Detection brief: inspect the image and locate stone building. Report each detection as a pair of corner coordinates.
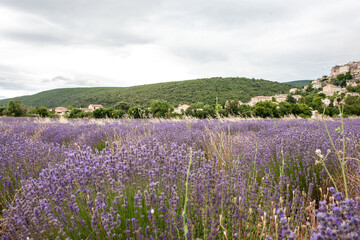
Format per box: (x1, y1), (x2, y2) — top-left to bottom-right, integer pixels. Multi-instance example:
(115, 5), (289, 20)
(88, 104), (103, 111)
(320, 84), (345, 96)
(173, 104), (190, 114)
(54, 107), (68, 115)
(330, 61), (360, 78)
(289, 88), (298, 94)
(311, 79), (324, 89)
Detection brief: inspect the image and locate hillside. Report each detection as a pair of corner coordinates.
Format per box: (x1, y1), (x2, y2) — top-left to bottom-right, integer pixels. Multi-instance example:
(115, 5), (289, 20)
(283, 80), (312, 87)
(0, 77), (293, 108)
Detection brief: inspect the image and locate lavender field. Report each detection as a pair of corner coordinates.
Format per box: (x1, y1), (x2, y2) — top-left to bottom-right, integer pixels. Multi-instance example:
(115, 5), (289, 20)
(1, 117), (360, 239)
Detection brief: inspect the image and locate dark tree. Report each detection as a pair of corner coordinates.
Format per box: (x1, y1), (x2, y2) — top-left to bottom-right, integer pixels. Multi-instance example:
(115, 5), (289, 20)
(114, 101), (130, 111)
(37, 107), (50, 118)
(7, 100), (24, 117)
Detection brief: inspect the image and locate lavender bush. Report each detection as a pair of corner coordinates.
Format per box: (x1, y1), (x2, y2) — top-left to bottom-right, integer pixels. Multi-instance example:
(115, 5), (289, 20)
(0, 117), (359, 239)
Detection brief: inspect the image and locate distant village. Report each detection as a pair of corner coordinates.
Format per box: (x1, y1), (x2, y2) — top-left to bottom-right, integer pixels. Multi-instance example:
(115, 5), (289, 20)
(173, 61), (360, 116)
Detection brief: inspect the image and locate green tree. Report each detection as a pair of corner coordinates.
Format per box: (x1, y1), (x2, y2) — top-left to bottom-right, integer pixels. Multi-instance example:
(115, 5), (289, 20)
(253, 101), (278, 118)
(286, 94), (297, 104)
(238, 105), (252, 118)
(311, 95), (326, 111)
(278, 102), (302, 117)
(298, 104), (312, 118)
(37, 106), (50, 118)
(150, 100), (174, 118)
(226, 100), (240, 116)
(27, 107), (37, 114)
(0, 106), (7, 116)
(112, 109), (126, 118)
(128, 106), (143, 119)
(7, 100), (24, 117)
(66, 106), (75, 111)
(93, 108), (106, 118)
(114, 101), (130, 111)
(68, 108), (83, 118)
(305, 83), (314, 93)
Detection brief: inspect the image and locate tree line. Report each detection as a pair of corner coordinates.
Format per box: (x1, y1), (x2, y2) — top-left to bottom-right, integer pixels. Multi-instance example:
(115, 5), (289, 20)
(1, 90), (360, 119)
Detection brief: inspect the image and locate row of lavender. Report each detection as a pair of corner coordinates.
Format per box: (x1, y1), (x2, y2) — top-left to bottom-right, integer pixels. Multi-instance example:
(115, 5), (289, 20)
(1, 117), (360, 239)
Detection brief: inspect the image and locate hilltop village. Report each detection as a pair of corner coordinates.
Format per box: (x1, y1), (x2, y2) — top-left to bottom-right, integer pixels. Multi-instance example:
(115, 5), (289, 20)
(173, 61), (360, 118)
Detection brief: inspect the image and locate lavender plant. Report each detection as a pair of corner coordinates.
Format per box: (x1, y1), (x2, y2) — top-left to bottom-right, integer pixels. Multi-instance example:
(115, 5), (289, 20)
(0, 117), (359, 239)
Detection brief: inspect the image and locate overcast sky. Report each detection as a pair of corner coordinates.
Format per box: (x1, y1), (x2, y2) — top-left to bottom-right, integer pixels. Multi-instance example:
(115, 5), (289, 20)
(0, 0), (360, 99)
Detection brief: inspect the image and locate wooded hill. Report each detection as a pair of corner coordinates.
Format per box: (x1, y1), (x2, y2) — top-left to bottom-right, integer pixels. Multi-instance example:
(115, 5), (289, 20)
(0, 77), (295, 108)
(283, 80), (311, 87)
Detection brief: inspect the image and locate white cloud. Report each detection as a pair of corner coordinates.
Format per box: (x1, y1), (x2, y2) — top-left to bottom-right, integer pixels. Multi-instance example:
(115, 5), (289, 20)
(0, 0), (360, 99)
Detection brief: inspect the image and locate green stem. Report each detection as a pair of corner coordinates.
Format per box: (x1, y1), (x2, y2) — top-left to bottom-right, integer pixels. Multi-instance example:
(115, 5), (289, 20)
(339, 105), (348, 198)
(182, 147), (192, 240)
(321, 105), (348, 198)
(252, 143), (258, 181)
(322, 161), (338, 192)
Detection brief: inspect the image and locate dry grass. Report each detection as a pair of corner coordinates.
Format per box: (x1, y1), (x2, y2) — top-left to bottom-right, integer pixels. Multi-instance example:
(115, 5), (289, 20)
(199, 124), (241, 172)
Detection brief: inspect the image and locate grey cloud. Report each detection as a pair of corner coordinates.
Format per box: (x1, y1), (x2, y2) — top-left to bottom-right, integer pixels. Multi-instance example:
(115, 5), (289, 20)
(1, 0), (359, 50)
(0, 65), (35, 90)
(0, 0), (161, 47)
(1, 31), (72, 45)
(43, 76), (100, 87)
(0, 0), (359, 89)
(0, 77), (31, 90)
(172, 47), (228, 63)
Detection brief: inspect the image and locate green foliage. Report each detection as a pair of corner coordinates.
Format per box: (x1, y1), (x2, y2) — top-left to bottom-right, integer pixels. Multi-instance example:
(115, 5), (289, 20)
(286, 94), (297, 104)
(345, 95), (360, 105)
(27, 106), (37, 114)
(37, 106), (50, 118)
(278, 102), (302, 117)
(226, 100), (241, 116)
(128, 106), (146, 119)
(346, 84), (360, 93)
(112, 109), (126, 118)
(283, 80), (312, 87)
(305, 83), (315, 93)
(93, 108), (106, 118)
(185, 103), (218, 119)
(0, 106), (7, 116)
(298, 104), (312, 118)
(331, 72), (352, 87)
(238, 105), (252, 118)
(68, 108), (85, 118)
(0, 77), (293, 108)
(114, 101), (130, 111)
(7, 100), (24, 117)
(150, 100), (174, 118)
(338, 72), (353, 81)
(253, 101), (279, 118)
(312, 95), (326, 111)
(343, 96), (360, 116)
(92, 107), (125, 119)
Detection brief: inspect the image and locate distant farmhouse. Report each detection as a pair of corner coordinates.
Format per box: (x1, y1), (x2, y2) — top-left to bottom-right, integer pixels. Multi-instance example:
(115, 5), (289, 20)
(54, 107), (68, 115)
(54, 104), (103, 115)
(88, 104), (103, 111)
